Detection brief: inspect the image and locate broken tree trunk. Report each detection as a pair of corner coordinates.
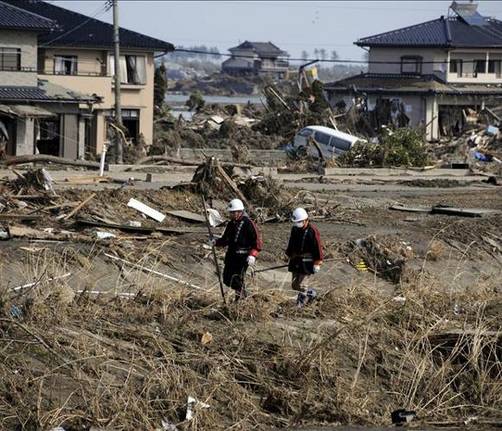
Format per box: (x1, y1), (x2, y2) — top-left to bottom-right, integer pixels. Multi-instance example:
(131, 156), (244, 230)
(136, 155), (253, 169)
(4, 155), (103, 170)
(214, 161), (255, 215)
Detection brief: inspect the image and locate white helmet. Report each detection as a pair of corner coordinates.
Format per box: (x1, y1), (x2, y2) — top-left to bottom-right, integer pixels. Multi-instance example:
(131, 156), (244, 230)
(291, 207), (308, 223)
(227, 198), (244, 212)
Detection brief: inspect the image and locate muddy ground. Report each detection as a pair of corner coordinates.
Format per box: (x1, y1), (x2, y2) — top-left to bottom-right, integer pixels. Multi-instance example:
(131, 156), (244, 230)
(0, 171), (500, 430)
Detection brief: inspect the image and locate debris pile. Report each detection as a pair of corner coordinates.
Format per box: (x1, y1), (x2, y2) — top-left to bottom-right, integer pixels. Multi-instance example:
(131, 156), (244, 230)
(0, 274), (499, 430)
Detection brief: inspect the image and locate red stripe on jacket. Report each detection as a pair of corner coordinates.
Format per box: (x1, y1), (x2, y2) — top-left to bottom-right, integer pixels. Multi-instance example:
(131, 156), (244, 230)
(249, 219), (262, 257)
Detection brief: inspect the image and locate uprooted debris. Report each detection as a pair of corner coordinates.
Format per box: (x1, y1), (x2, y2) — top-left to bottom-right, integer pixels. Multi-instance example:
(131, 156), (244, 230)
(0, 271), (500, 430)
(344, 235), (412, 283)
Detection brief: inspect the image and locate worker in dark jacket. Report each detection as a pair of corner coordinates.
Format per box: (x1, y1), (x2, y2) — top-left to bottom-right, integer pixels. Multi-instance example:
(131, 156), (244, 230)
(214, 198), (262, 301)
(286, 207), (323, 306)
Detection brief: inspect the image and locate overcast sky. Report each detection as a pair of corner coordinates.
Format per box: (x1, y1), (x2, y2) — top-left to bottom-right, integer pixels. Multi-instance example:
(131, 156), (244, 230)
(52, 1), (502, 62)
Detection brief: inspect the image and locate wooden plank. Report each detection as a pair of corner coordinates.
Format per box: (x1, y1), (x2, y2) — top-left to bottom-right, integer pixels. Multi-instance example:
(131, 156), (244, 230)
(166, 210), (205, 223)
(0, 214), (42, 221)
(215, 162), (255, 214)
(63, 193), (96, 221)
(431, 206), (501, 217)
(75, 217), (206, 235)
(389, 205), (432, 214)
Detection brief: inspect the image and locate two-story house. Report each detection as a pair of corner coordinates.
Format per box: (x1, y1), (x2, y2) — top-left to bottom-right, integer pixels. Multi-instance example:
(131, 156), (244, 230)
(0, 1), (97, 158)
(222, 41), (289, 79)
(5, 0), (174, 157)
(325, 1), (502, 141)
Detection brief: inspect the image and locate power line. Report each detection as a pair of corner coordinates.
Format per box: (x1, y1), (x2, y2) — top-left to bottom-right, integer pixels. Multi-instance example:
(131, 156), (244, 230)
(41, 2), (111, 47)
(171, 47), (493, 66)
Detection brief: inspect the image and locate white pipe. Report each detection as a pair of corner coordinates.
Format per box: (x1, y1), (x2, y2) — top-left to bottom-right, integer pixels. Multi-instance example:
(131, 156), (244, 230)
(10, 273), (72, 292)
(99, 143), (107, 177)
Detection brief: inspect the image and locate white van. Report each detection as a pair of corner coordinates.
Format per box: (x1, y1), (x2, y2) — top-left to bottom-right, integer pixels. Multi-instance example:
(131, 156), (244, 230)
(288, 126), (364, 159)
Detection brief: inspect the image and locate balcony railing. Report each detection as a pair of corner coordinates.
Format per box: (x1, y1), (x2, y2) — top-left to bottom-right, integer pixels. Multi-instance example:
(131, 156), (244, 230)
(38, 69), (109, 77)
(0, 66), (37, 72)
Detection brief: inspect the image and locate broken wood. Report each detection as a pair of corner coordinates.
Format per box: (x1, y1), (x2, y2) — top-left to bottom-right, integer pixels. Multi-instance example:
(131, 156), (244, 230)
(75, 217), (207, 235)
(136, 155), (253, 169)
(214, 161), (255, 214)
(103, 253), (205, 290)
(0, 214), (42, 222)
(3, 155), (104, 170)
(8, 225), (90, 241)
(166, 210), (206, 224)
(63, 193), (96, 221)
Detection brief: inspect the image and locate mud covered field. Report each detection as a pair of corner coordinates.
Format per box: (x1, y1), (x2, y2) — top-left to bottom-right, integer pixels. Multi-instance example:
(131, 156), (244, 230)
(0, 174), (500, 430)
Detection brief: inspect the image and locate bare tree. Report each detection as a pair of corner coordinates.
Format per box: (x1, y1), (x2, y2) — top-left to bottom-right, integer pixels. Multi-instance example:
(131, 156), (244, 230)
(330, 50), (339, 61)
(319, 48), (327, 60)
(301, 50), (309, 61)
(314, 48), (320, 59)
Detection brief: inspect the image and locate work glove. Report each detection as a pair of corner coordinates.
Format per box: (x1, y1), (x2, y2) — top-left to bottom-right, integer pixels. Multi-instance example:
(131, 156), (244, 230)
(208, 238), (216, 247)
(313, 265), (321, 273)
(247, 255), (256, 266)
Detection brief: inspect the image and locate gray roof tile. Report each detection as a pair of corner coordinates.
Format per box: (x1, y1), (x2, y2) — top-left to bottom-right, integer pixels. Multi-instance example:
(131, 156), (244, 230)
(357, 16), (502, 48)
(3, 0), (174, 51)
(0, 0), (55, 31)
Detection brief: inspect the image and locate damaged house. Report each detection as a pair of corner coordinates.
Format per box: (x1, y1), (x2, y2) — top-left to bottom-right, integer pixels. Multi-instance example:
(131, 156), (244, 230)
(0, 1), (96, 158)
(222, 41), (289, 79)
(2, 0), (174, 158)
(325, 1), (502, 141)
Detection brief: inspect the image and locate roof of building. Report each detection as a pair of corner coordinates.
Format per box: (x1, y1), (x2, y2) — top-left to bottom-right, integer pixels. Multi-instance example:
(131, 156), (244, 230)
(356, 16), (502, 48)
(3, 0), (174, 51)
(325, 73), (502, 96)
(222, 57), (253, 69)
(229, 41), (287, 57)
(0, 79), (97, 103)
(0, 0), (55, 31)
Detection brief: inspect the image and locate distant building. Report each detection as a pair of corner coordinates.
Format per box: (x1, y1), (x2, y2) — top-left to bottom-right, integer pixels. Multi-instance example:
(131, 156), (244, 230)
(222, 41), (289, 79)
(325, 1), (502, 141)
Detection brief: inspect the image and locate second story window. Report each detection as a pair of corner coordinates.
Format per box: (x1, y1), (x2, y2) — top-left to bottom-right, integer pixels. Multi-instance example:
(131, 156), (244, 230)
(488, 59), (502, 77)
(449, 59), (463, 77)
(54, 55), (78, 75)
(474, 59), (486, 76)
(110, 55), (146, 85)
(0, 48), (21, 71)
(401, 56), (422, 75)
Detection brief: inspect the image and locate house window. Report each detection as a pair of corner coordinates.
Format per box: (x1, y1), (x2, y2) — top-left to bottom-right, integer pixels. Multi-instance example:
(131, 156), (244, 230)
(400, 56), (422, 74)
(0, 48), (21, 71)
(474, 59), (486, 76)
(54, 55), (78, 75)
(488, 59), (502, 77)
(110, 55), (146, 84)
(449, 59), (463, 77)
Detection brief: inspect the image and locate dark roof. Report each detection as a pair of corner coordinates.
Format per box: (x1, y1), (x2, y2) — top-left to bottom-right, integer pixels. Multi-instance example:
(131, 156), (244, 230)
(325, 73), (502, 96)
(0, 0), (55, 31)
(2, 0), (174, 51)
(222, 58), (253, 69)
(356, 16), (502, 48)
(0, 80), (97, 103)
(230, 41), (287, 57)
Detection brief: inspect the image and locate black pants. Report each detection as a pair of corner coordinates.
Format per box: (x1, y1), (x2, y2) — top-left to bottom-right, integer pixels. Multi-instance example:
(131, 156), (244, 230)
(223, 253), (248, 298)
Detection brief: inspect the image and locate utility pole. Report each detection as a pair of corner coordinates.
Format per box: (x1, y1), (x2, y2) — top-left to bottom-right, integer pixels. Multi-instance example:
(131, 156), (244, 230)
(112, 0), (123, 163)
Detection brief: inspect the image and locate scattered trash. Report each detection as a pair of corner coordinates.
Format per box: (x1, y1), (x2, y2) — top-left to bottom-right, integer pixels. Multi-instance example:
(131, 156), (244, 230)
(9, 304), (22, 318)
(159, 419), (179, 431)
(201, 331), (213, 345)
(206, 208), (224, 227)
(96, 231), (116, 240)
(391, 409), (416, 425)
(392, 296), (407, 304)
(185, 396), (210, 421)
(127, 198), (166, 222)
(127, 220), (142, 227)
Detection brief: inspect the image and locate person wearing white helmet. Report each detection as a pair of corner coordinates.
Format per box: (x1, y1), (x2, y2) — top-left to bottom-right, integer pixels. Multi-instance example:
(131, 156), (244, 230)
(285, 207), (323, 306)
(213, 198), (262, 301)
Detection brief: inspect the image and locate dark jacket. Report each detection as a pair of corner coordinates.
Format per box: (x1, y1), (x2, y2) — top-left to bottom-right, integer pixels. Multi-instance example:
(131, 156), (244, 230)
(286, 222), (323, 274)
(215, 215), (262, 258)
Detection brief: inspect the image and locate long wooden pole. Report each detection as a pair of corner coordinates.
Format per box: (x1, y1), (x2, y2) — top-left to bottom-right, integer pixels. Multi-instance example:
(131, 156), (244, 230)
(200, 194), (226, 304)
